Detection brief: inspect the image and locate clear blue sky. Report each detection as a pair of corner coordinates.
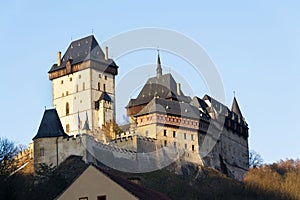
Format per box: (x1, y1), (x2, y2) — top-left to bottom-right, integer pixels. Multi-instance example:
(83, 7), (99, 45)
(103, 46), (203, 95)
(1, 1), (299, 164)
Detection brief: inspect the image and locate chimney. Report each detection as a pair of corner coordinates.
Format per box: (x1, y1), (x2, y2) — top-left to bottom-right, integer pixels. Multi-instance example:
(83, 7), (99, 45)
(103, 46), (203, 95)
(57, 51), (61, 66)
(104, 46), (108, 60)
(177, 83), (181, 96)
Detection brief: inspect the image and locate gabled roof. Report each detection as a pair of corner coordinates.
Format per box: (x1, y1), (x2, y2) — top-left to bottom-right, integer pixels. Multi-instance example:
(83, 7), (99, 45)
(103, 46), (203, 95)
(33, 109), (67, 140)
(127, 73), (191, 108)
(203, 94), (230, 116)
(55, 156), (170, 200)
(97, 91), (112, 102)
(98, 166), (170, 200)
(49, 35), (118, 74)
(231, 97), (243, 118)
(191, 96), (208, 112)
(135, 98), (203, 120)
(120, 123), (130, 132)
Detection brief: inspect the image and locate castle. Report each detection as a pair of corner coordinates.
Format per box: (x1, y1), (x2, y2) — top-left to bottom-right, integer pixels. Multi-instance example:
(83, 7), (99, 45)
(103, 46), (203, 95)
(32, 35), (249, 181)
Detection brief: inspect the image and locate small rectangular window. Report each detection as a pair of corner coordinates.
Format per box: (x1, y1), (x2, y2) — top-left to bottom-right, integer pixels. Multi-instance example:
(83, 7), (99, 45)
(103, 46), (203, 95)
(145, 130), (149, 137)
(69, 77), (72, 82)
(95, 101), (99, 110)
(163, 130), (167, 136)
(66, 124), (70, 133)
(192, 145), (195, 152)
(39, 148), (44, 157)
(104, 75), (107, 80)
(184, 133), (187, 140)
(184, 144), (187, 150)
(83, 82), (85, 90)
(103, 84), (106, 91)
(61, 80), (63, 84)
(191, 134), (194, 141)
(97, 195), (106, 200)
(99, 74), (102, 78)
(79, 197), (88, 200)
(173, 131), (176, 138)
(164, 140), (167, 147)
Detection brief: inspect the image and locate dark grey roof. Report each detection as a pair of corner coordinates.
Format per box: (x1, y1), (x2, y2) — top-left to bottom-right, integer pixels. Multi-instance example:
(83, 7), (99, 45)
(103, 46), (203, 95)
(191, 96), (208, 112)
(203, 95), (230, 116)
(119, 123), (130, 132)
(97, 91), (112, 102)
(135, 98), (204, 120)
(82, 120), (90, 131)
(204, 95), (247, 125)
(49, 35), (118, 74)
(33, 109), (67, 140)
(127, 73), (191, 108)
(231, 97), (243, 118)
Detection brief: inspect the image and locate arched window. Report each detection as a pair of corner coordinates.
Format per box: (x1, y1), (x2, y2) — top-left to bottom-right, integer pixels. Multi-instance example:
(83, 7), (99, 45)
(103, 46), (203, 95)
(66, 102), (69, 115)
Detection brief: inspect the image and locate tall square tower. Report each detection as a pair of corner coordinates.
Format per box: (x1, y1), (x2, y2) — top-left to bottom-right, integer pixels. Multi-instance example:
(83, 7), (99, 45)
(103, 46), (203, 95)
(48, 35), (118, 136)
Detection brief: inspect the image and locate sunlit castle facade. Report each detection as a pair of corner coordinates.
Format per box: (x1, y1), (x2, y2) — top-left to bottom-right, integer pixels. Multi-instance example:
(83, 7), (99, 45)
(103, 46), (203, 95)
(48, 35), (117, 136)
(33, 35), (249, 181)
(126, 53), (250, 180)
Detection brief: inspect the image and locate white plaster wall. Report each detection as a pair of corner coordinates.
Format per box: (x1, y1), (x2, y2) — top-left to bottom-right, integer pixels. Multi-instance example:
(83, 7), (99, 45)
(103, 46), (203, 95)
(52, 68), (93, 135)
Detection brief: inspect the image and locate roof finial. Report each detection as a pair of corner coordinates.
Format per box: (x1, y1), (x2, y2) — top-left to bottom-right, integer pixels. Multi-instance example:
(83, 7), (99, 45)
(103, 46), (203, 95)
(156, 48), (162, 78)
(233, 90), (236, 97)
(92, 28), (94, 35)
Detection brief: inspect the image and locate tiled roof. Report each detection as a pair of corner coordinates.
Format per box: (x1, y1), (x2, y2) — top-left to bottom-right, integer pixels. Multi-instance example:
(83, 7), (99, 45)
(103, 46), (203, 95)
(127, 73), (191, 108)
(99, 166), (171, 200)
(135, 98), (204, 120)
(55, 156), (170, 200)
(49, 35), (118, 74)
(97, 91), (112, 102)
(33, 109), (67, 140)
(191, 96), (209, 113)
(231, 97), (243, 118)
(119, 123), (130, 132)
(203, 94), (230, 116)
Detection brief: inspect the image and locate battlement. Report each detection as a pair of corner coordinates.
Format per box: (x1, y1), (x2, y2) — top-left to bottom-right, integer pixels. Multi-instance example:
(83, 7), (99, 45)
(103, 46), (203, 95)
(14, 142), (34, 161)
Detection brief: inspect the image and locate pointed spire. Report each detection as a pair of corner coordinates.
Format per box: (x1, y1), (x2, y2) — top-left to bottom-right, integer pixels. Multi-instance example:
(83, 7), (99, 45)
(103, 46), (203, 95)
(82, 111), (90, 131)
(156, 49), (162, 78)
(231, 96), (243, 118)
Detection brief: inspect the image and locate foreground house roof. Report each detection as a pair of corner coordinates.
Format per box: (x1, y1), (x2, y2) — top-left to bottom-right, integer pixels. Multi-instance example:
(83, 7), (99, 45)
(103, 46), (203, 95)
(55, 156), (170, 200)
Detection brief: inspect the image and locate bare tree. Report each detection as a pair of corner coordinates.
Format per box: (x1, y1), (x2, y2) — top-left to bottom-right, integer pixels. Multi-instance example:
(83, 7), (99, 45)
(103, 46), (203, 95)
(249, 150), (263, 168)
(0, 137), (18, 175)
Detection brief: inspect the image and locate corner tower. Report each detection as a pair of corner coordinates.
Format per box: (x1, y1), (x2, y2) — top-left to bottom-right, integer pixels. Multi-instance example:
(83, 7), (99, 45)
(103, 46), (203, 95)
(48, 35), (118, 136)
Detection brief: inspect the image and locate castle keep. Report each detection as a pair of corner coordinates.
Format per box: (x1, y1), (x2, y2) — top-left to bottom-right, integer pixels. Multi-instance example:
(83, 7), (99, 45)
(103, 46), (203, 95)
(33, 35), (249, 181)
